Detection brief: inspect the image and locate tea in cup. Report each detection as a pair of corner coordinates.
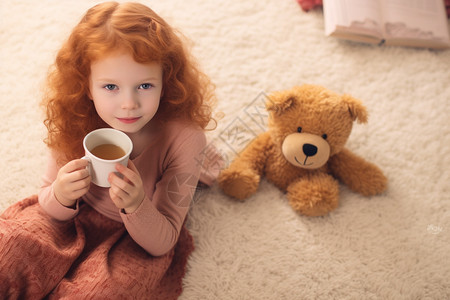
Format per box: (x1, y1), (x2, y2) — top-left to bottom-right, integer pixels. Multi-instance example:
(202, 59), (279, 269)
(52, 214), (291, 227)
(83, 128), (133, 187)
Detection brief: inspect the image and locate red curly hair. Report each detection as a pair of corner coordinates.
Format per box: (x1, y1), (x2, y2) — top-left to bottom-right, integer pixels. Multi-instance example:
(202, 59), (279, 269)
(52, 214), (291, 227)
(42, 1), (215, 164)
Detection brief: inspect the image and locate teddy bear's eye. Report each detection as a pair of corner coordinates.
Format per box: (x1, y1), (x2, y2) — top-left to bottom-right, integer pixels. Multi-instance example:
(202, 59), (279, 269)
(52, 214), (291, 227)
(297, 127), (302, 133)
(322, 134), (328, 140)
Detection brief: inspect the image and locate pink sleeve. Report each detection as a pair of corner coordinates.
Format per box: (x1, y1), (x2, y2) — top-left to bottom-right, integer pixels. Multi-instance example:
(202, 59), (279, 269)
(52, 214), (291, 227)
(198, 142), (224, 186)
(120, 128), (206, 256)
(38, 152), (79, 221)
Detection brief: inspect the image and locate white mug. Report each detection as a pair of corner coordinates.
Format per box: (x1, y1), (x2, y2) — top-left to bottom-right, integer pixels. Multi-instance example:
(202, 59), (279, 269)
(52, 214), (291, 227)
(82, 128), (133, 188)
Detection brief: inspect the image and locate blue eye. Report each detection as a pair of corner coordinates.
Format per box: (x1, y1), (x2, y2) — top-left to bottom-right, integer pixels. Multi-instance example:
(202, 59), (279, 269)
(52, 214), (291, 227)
(139, 83), (153, 90)
(104, 84), (117, 91)
(297, 127), (302, 133)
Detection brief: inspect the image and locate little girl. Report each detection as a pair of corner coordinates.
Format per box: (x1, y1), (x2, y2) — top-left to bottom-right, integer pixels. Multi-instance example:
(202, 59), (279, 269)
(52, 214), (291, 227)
(0, 2), (218, 299)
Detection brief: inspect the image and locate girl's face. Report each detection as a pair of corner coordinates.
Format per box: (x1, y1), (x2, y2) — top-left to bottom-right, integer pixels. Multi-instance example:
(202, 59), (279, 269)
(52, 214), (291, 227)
(89, 52), (163, 135)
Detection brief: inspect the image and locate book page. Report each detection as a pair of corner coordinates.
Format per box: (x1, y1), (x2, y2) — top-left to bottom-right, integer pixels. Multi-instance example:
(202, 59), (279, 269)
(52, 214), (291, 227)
(380, 0), (450, 42)
(324, 0), (383, 39)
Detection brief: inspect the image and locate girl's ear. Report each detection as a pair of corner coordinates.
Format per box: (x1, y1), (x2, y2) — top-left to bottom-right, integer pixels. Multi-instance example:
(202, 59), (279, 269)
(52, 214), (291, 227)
(87, 89), (93, 100)
(86, 79), (93, 100)
(341, 94), (368, 124)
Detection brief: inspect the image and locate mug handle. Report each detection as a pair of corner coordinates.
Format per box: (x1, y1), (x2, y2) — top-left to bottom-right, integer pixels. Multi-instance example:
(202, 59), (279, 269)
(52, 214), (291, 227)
(81, 156), (91, 175)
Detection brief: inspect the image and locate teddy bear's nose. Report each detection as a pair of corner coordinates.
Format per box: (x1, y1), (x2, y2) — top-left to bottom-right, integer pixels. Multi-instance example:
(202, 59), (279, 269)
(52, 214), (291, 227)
(303, 144), (318, 157)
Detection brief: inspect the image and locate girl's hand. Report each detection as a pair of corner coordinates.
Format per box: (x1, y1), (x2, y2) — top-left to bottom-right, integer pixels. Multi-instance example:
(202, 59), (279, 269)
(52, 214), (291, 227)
(53, 159), (91, 207)
(108, 160), (145, 214)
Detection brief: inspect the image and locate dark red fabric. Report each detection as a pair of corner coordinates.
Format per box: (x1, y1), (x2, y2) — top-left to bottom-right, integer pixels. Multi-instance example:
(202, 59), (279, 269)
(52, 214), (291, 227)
(0, 195), (194, 299)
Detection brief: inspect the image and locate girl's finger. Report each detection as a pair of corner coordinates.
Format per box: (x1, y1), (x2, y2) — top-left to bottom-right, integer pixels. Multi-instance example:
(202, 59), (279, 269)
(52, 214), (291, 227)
(115, 163), (139, 186)
(109, 172), (132, 193)
(64, 159), (90, 173)
(127, 160), (139, 173)
(109, 185), (128, 207)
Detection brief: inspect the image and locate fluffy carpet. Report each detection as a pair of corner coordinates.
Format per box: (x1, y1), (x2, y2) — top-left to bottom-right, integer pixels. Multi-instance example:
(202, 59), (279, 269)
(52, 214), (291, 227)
(1, 0), (449, 298)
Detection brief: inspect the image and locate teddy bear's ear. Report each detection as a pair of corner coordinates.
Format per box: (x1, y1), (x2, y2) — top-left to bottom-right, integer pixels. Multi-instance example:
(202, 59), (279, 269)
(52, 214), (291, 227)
(341, 94), (368, 124)
(266, 91), (296, 116)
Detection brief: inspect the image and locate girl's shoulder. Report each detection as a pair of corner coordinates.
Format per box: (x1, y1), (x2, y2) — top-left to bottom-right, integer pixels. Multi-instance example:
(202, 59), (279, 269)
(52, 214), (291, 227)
(158, 118), (204, 139)
(147, 118), (206, 154)
(155, 119), (207, 159)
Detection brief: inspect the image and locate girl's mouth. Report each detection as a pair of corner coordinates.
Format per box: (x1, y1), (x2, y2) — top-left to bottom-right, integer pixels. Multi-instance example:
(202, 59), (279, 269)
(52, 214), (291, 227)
(117, 117), (141, 124)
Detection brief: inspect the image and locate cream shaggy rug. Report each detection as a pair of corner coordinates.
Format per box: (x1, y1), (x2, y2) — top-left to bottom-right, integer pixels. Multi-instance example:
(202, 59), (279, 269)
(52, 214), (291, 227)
(1, 1), (449, 299)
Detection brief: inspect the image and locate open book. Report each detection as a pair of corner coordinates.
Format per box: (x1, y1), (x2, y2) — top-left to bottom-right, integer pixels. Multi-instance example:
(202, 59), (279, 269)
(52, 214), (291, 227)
(323, 0), (450, 49)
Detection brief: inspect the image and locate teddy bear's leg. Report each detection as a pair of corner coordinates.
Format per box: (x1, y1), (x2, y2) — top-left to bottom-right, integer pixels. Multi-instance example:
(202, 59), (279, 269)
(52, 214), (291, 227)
(286, 173), (339, 216)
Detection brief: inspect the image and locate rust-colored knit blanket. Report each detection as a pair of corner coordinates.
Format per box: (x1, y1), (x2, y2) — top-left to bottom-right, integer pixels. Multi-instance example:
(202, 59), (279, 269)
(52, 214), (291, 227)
(0, 195), (194, 299)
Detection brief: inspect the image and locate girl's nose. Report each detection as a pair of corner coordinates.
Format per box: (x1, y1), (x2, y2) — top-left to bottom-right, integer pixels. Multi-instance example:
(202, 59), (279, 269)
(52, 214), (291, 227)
(121, 92), (139, 109)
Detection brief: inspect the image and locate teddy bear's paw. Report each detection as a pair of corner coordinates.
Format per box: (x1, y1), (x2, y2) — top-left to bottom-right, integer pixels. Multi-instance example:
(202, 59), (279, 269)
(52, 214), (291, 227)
(218, 168), (260, 200)
(348, 165), (388, 197)
(358, 169), (388, 196)
(287, 177), (339, 217)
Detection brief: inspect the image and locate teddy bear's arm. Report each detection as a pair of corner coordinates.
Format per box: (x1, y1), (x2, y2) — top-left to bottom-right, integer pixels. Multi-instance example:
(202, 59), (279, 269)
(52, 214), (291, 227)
(218, 132), (273, 200)
(234, 131), (272, 172)
(328, 148), (387, 196)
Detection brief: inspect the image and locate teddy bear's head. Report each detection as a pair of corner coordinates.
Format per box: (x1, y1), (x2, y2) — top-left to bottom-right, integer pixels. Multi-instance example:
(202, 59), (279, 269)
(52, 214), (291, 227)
(266, 84), (368, 169)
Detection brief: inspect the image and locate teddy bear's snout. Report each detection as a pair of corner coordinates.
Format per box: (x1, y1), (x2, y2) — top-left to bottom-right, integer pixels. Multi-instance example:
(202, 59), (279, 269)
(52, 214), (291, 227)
(282, 133), (330, 169)
(303, 144), (318, 157)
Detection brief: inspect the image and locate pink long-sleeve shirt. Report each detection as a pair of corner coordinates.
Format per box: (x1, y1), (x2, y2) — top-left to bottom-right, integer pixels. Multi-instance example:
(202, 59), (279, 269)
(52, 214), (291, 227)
(38, 120), (215, 256)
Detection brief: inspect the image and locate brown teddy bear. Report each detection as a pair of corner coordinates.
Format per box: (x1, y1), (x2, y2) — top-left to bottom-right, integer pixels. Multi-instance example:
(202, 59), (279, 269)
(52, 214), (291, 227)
(218, 84), (387, 216)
